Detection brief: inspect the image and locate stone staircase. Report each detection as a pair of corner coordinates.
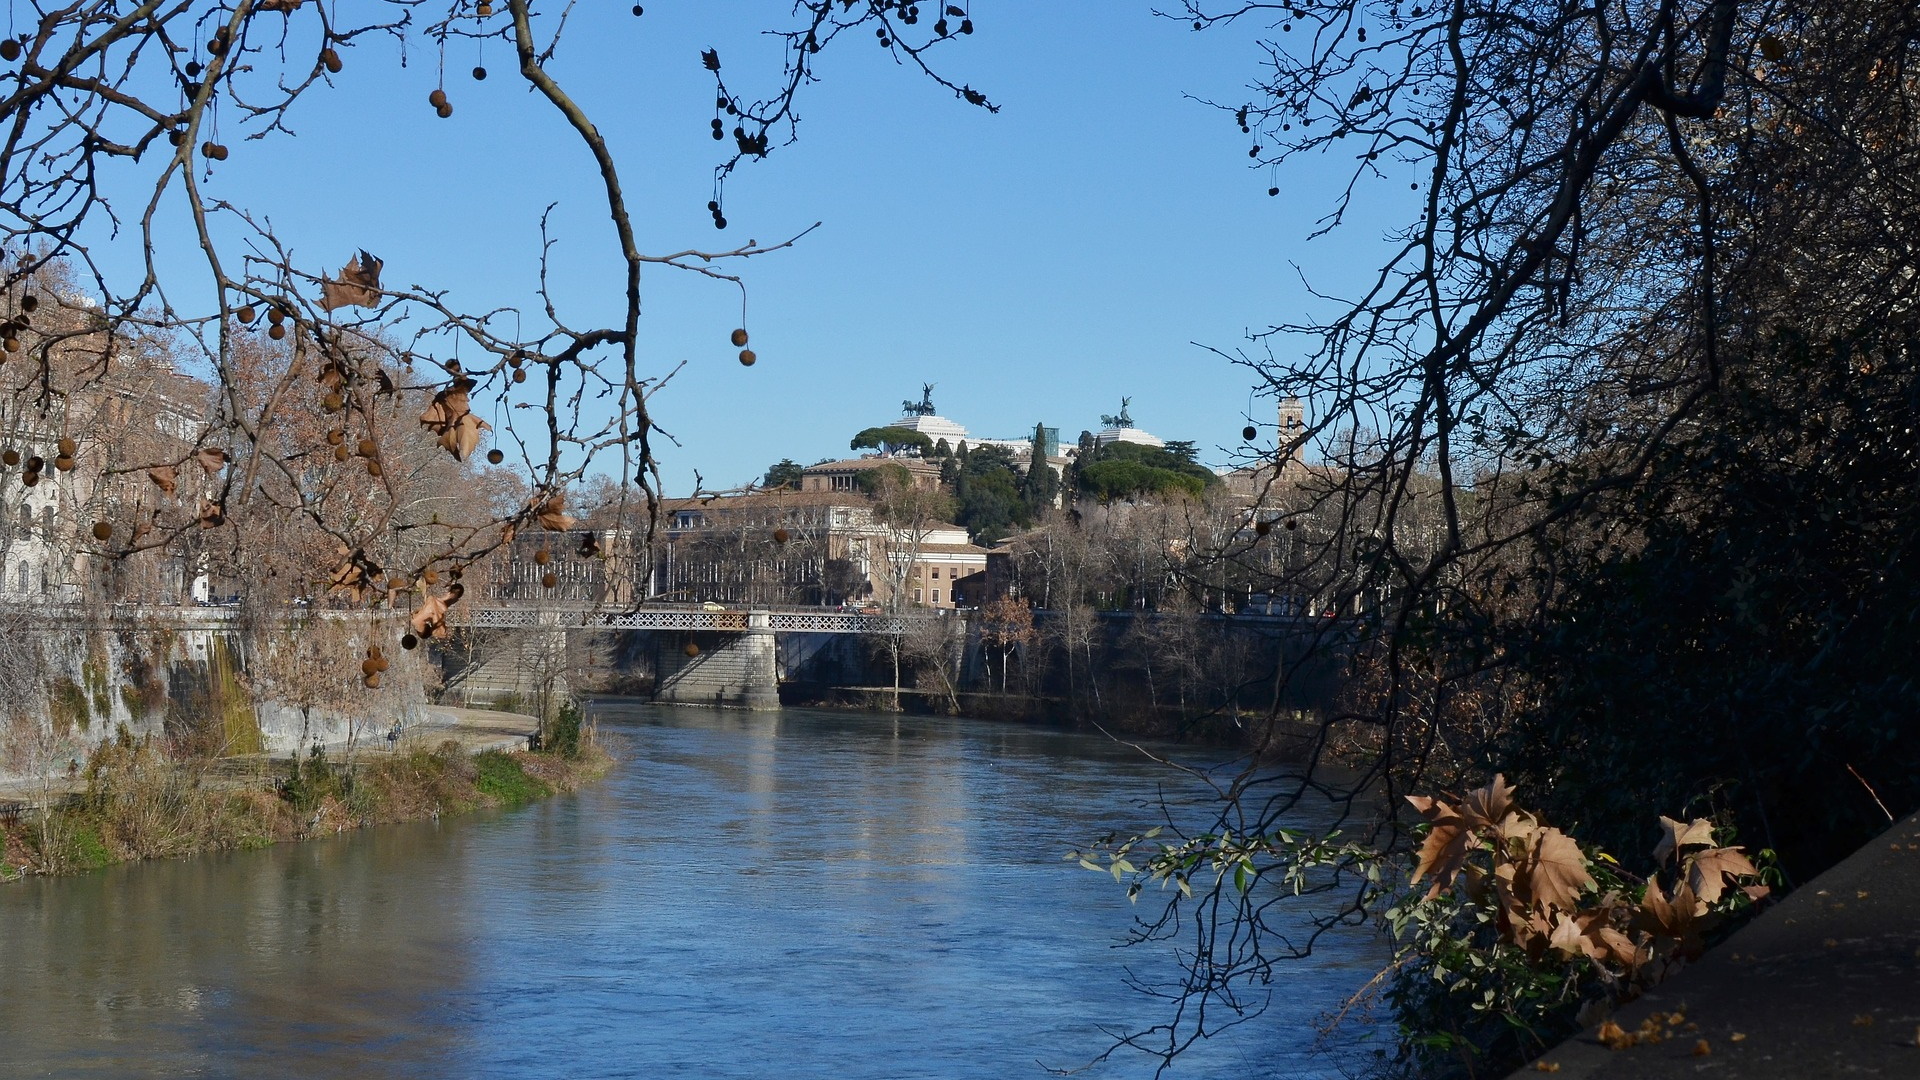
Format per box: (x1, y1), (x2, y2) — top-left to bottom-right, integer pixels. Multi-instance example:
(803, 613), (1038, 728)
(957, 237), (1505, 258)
(441, 633), (571, 710)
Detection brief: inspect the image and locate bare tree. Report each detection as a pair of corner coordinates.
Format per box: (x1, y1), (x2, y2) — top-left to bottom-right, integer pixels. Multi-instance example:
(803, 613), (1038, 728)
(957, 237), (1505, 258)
(0, 0), (993, 644)
(1098, 0), (1920, 1067)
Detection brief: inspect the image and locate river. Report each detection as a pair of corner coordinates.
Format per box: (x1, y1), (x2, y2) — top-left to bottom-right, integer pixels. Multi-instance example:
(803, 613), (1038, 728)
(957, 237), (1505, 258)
(0, 703), (1382, 1079)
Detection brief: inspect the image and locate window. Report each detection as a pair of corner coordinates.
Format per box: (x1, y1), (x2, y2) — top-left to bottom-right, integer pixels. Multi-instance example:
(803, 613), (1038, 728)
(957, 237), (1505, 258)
(931, 567), (940, 579)
(949, 566), (959, 580)
(913, 588), (922, 602)
(17, 502), (29, 539)
(932, 590), (941, 604)
(41, 506), (52, 536)
(14, 562), (25, 592)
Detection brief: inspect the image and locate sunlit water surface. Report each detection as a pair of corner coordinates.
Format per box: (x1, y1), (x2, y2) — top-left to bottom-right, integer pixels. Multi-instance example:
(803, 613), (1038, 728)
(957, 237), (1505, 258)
(1, 704), (1381, 1078)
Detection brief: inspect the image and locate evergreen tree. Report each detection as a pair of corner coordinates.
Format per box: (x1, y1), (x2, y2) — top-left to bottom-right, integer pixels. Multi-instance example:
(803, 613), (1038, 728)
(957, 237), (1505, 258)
(1022, 422), (1058, 512)
(763, 458), (804, 489)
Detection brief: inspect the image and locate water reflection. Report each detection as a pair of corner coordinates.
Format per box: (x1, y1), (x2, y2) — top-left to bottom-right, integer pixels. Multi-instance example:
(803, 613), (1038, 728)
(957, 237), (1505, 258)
(0, 704), (1380, 1079)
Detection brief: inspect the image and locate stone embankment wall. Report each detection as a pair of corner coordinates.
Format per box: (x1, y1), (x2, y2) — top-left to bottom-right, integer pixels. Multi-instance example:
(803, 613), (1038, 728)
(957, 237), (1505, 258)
(0, 616), (429, 786)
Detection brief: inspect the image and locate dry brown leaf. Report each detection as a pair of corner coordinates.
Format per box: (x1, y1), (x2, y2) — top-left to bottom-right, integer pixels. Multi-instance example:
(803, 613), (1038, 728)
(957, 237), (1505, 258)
(1597, 1020), (1634, 1050)
(1634, 876), (1705, 958)
(1406, 798), (1473, 898)
(1460, 773), (1519, 830)
(439, 411), (489, 461)
(1653, 816), (1717, 864)
(419, 380), (486, 460)
(1547, 912), (1588, 959)
(1686, 846), (1759, 906)
(318, 249), (383, 311)
(260, 0), (306, 10)
(1524, 826), (1595, 913)
(410, 592), (448, 637)
(147, 464), (177, 496)
(197, 499), (225, 528)
(195, 447), (227, 475)
(534, 494), (576, 532)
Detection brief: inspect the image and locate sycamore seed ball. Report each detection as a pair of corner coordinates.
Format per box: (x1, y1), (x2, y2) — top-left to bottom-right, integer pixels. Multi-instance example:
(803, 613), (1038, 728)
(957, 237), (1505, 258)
(92, 521), (112, 542)
(731, 328), (749, 347)
(738, 349), (756, 367)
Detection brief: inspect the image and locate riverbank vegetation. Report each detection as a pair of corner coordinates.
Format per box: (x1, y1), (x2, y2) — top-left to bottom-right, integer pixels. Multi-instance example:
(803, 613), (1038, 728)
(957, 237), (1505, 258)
(0, 712), (609, 881)
(1029, 1), (1920, 1075)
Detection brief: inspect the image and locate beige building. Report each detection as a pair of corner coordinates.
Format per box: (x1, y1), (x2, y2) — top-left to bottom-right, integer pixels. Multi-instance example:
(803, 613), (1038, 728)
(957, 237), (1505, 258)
(644, 489), (986, 609)
(799, 456), (942, 493)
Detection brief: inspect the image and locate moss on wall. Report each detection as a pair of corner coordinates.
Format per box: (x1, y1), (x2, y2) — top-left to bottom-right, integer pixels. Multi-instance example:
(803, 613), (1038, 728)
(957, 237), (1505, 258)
(50, 678), (90, 735)
(164, 635), (263, 757)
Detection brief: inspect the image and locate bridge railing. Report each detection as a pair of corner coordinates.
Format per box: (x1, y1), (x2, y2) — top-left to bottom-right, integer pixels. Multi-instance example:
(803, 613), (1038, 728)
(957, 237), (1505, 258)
(454, 604), (924, 635)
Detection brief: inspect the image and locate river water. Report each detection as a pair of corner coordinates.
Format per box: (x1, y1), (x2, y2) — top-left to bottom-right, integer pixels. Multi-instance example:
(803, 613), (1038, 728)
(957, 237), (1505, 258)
(0, 703), (1382, 1079)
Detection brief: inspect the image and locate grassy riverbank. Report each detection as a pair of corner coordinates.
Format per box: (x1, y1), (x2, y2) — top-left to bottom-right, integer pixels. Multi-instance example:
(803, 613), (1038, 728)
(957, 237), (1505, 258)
(0, 725), (612, 880)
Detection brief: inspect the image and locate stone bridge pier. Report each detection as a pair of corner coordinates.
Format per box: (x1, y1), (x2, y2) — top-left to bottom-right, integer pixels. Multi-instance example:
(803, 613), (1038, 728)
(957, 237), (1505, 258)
(652, 610), (780, 710)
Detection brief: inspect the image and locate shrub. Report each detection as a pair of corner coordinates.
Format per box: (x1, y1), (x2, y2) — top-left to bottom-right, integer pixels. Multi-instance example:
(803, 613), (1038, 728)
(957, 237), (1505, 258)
(474, 751), (551, 805)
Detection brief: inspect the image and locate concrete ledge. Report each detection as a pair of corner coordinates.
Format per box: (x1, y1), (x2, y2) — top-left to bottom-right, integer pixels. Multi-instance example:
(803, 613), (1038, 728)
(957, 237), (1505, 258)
(1514, 811), (1920, 1078)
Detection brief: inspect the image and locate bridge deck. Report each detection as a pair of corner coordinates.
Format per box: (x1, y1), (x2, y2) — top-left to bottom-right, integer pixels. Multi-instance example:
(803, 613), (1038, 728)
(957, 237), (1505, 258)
(457, 606), (915, 635)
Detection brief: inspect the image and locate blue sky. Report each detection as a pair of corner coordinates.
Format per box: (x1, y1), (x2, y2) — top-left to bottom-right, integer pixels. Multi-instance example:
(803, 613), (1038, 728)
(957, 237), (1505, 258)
(105, 3), (1413, 493)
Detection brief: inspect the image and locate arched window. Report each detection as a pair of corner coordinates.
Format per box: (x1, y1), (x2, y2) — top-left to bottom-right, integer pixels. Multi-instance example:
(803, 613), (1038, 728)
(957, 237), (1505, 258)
(40, 505), (53, 537)
(15, 562), (28, 592)
(17, 503), (29, 539)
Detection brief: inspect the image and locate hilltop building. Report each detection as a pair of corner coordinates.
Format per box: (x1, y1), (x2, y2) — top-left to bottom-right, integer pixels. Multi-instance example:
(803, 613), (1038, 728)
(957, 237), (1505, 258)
(799, 456), (942, 493)
(642, 489), (986, 610)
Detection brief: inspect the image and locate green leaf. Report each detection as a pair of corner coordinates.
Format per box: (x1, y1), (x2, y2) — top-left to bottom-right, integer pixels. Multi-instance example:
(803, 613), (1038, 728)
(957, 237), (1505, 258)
(1078, 858), (1102, 873)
